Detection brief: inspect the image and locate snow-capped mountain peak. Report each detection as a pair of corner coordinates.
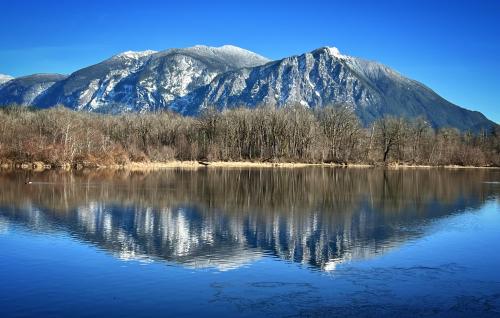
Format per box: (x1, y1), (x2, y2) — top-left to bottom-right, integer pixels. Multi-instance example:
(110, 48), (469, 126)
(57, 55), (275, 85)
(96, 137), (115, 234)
(211, 44), (270, 61)
(0, 74), (14, 85)
(326, 46), (346, 59)
(113, 50), (158, 60)
(180, 44), (271, 68)
(190, 44), (268, 58)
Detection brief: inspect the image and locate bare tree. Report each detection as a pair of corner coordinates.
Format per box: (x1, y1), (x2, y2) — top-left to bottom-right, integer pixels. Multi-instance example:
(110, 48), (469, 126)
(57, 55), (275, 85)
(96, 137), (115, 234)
(374, 117), (406, 163)
(0, 105), (497, 167)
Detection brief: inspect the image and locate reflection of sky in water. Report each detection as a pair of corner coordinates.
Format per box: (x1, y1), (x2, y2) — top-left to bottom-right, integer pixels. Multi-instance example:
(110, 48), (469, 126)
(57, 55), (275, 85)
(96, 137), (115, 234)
(0, 168), (499, 317)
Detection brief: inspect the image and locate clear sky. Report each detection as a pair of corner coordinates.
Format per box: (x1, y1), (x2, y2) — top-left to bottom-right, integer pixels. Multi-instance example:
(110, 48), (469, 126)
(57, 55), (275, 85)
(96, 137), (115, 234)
(0, 0), (498, 122)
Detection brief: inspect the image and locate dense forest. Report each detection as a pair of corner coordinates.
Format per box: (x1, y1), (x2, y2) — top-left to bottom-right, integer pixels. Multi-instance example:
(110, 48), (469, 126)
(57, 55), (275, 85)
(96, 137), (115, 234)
(0, 105), (499, 168)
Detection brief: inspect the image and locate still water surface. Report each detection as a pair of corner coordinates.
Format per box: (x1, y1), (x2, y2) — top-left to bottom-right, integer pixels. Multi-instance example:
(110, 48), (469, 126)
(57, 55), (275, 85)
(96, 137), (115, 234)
(0, 168), (499, 317)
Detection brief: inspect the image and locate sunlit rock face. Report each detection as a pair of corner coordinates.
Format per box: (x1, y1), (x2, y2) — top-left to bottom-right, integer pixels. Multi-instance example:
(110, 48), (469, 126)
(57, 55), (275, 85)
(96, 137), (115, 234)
(0, 168), (498, 271)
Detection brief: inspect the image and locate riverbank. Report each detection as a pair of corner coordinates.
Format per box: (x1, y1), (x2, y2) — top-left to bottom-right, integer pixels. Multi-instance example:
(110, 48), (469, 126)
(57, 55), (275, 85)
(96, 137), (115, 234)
(86, 161), (500, 170)
(117, 161), (367, 170)
(1, 160), (499, 171)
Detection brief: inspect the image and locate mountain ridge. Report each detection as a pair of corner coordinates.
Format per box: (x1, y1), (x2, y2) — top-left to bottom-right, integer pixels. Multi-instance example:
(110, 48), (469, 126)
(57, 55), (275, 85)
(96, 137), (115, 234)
(0, 45), (496, 131)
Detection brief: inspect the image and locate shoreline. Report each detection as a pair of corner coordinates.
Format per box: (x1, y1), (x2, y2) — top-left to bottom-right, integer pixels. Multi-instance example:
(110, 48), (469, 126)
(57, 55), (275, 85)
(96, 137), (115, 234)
(109, 161), (500, 170)
(1, 160), (499, 171)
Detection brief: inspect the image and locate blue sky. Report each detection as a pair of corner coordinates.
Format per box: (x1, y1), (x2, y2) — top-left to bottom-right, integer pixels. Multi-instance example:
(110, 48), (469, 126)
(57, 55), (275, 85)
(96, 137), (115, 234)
(0, 0), (498, 122)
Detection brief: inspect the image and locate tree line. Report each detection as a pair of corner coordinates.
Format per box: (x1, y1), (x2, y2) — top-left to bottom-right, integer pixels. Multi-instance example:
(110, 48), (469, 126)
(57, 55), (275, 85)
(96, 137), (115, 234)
(0, 104), (498, 167)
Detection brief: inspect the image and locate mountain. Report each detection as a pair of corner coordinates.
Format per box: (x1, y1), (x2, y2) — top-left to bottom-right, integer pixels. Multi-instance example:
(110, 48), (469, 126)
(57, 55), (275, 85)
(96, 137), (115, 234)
(0, 74), (66, 105)
(34, 45), (270, 113)
(174, 47), (494, 130)
(0, 45), (495, 131)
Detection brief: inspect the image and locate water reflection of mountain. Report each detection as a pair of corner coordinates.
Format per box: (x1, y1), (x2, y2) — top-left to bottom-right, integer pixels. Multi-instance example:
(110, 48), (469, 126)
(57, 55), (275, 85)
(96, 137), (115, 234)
(0, 168), (498, 271)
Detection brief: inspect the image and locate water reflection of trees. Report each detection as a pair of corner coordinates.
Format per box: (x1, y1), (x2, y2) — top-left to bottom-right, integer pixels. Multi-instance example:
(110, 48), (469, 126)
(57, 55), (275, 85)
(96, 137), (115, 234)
(0, 168), (498, 270)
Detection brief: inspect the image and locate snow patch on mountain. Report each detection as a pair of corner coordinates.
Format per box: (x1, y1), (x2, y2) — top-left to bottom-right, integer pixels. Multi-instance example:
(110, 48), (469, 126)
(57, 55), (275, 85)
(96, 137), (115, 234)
(326, 47), (345, 59)
(187, 44), (270, 67)
(113, 50), (158, 60)
(0, 74), (13, 85)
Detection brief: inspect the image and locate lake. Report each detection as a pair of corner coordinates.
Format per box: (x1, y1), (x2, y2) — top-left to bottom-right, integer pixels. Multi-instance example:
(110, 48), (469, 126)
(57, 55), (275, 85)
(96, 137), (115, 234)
(0, 168), (499, 317)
